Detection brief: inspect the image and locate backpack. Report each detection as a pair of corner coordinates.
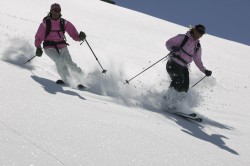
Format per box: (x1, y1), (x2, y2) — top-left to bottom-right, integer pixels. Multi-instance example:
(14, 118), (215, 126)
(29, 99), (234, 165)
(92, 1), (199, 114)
(43, 15), (66, 39)
(179, 35), (200, 57)
(171, 35), (201, 65)
(42, 15), (68, 54)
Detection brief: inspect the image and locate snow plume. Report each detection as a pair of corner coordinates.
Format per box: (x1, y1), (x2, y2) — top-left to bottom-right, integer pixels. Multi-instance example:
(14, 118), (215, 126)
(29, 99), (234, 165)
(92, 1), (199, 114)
(131, 85), (202, 113)
(85, 64), (203, 112)
(85, 65), (141, 106)
(1, 36), (35, 70)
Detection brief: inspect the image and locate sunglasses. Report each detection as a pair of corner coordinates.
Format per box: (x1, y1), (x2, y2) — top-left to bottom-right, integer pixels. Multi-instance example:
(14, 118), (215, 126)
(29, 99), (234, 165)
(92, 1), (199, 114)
(52, 8), (61, 12)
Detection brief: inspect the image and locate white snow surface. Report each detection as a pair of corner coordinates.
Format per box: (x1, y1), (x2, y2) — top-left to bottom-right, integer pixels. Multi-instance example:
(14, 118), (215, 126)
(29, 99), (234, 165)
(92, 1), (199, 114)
(1, 0), (250, 166)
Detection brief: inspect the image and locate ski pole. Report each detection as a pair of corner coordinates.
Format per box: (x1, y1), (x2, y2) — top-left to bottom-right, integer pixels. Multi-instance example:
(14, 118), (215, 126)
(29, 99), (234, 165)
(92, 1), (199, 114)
(124, 54), (170, 84)
(190, 75), (207, 89)
(82, 39), (107, 74)
(23, 55), (37, 64)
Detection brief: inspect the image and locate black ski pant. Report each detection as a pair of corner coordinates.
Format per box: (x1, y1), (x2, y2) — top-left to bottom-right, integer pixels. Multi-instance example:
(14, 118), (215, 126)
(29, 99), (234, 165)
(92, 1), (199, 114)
(166, 59), (189, 92)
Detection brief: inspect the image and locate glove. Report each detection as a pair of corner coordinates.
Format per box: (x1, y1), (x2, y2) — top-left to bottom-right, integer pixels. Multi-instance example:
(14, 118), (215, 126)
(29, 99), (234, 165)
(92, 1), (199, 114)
(171, 46), (181, 52)
(36, 47), (43, 57)
(205, 69), (212, 77)
(79, 31), (86, 41)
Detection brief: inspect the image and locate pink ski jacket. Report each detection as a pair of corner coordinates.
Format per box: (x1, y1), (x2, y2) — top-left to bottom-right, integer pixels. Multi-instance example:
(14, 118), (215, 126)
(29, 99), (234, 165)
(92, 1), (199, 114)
(35, 18), (80, 49)
(166, 32), (206, 73)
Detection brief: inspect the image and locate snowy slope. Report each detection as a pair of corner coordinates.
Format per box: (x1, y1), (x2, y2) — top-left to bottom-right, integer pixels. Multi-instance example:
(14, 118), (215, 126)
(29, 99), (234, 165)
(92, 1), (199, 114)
(1, 0), (250, 166)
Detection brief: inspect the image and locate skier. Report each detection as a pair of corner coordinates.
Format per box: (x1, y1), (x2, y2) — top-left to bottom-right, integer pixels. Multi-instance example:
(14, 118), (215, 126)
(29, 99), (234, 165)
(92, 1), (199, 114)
(35, 3), (86, 89)
(165, 24), (212, 92)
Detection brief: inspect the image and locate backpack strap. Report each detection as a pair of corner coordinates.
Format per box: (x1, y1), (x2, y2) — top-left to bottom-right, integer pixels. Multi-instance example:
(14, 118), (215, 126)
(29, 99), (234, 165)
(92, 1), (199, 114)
(58, 18), (67, 41)
(44, 18), (65, 39)
(179, 35), (200, 57)
(43, 40), (67, 54)
(171, 35), (201, 65)
(60, 18), (65, 34)
(179, 35), (189, 50)
(194, 42), (200, 55)
(45, 18), (51, 39)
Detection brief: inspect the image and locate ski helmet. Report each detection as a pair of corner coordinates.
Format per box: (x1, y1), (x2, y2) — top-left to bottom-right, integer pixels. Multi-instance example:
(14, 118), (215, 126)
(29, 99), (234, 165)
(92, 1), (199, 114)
(195, 24), (206, 34)
(50, 3), (61, 11)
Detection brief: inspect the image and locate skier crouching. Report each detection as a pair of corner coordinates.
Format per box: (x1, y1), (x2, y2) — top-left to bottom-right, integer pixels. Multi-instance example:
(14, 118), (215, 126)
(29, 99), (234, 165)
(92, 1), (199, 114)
(165, 24), (212, 92)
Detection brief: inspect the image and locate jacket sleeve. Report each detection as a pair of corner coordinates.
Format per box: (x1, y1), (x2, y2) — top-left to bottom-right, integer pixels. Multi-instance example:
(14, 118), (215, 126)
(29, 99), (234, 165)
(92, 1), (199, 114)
(165, 34), (185, 51)
(64, 20), (81, 41)
(193, 48), (206, 73)
(35, 22), (46, 48)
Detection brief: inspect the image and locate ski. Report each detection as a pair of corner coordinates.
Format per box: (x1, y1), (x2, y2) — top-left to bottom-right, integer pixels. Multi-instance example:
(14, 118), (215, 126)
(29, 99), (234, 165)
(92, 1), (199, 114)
(173, 112), (202, 122)
(188, 113), (197, 117)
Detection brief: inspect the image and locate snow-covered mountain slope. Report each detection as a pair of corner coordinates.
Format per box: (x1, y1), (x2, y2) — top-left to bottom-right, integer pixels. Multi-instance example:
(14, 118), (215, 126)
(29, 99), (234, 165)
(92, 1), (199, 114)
(1, 0), (250, 165)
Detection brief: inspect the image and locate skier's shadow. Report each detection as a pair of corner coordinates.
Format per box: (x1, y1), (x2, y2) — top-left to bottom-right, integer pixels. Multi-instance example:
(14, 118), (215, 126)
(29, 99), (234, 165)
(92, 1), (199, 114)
(31, 75), (86, 100)
(168, 114), (239, 155)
